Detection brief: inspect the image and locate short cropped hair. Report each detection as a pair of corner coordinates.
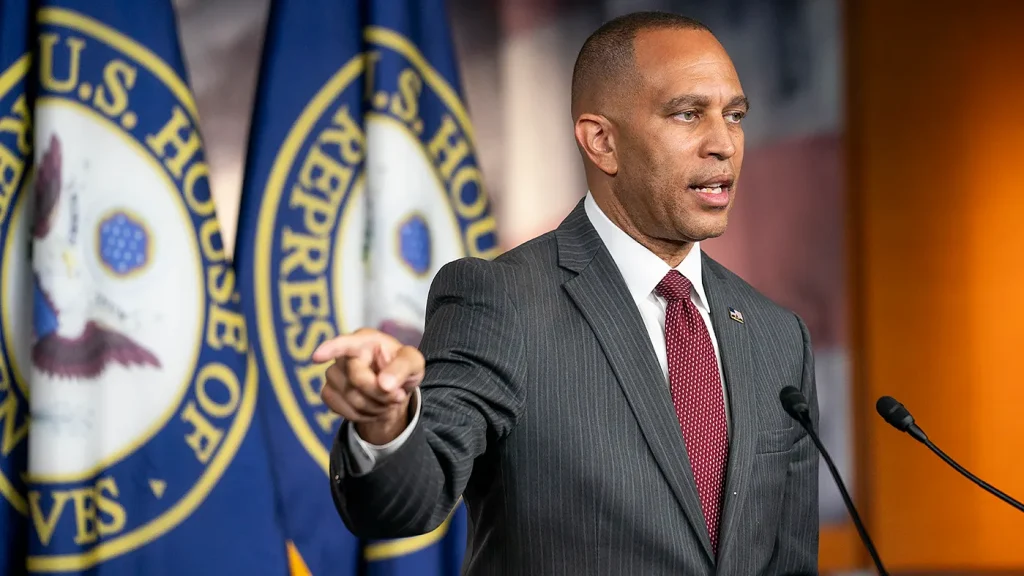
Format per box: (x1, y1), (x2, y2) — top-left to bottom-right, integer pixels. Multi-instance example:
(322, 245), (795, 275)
(571, 11), (712, 117)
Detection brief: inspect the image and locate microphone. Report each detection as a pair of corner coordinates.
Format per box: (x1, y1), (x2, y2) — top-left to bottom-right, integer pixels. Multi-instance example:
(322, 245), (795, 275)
(779, 386), (889, 576)
(876, 396), (1024, 514)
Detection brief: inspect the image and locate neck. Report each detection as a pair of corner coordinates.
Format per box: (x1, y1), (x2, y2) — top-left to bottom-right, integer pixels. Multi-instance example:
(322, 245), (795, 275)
(593, 190), (694, 268)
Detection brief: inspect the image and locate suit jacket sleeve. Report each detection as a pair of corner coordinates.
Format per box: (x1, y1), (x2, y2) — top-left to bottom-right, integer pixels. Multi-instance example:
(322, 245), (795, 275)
(329, 257), (527, 539)
(772, 313), (820, 573)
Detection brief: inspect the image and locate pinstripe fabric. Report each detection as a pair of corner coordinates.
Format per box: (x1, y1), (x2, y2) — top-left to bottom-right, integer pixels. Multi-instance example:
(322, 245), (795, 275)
(330, 200), (819, 575)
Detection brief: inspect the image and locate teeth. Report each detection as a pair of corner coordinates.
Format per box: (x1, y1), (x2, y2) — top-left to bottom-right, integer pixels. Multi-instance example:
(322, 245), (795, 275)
(691, 185), (724, 194)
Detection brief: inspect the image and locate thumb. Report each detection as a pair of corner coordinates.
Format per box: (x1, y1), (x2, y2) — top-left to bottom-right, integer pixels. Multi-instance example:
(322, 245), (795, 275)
(378, 346), (425, 392)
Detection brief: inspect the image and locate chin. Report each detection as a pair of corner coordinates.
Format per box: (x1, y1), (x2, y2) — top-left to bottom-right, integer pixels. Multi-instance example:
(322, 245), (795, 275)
(680, 217), (729, 242)
(691, 230), (727, 243)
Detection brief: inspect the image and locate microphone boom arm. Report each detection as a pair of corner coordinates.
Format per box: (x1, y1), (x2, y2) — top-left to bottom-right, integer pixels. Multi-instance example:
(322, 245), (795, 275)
(780, 387), (890, 576)
(800, 414), (890, 576)
(876, 395), (1024, 514)
(922, 438), (1024, 513)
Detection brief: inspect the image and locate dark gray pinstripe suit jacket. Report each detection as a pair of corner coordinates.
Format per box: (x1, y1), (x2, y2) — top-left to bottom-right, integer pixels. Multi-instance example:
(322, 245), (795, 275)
(330, 200), (820, 575)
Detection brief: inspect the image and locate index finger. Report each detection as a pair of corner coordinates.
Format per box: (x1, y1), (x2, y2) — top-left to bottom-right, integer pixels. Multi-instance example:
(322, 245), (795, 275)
(312, 333), (381, 363)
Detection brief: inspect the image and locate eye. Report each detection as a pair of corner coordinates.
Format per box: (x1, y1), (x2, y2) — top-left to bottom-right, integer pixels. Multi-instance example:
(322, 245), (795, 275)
(676, 111), (698, 122)
(725, 111), (746, 124)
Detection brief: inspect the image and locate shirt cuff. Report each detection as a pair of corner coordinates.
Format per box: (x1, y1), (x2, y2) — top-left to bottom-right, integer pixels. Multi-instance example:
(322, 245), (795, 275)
(346, 388), (421, 476)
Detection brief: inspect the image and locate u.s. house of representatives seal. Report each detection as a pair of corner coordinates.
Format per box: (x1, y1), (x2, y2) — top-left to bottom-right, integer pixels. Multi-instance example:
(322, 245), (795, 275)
(4, 9), (256, 571)
(252, 27), (499, 473)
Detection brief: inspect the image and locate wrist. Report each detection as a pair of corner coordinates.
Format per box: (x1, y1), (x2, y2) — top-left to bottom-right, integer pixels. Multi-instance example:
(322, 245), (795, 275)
(355, 396), (413, 445)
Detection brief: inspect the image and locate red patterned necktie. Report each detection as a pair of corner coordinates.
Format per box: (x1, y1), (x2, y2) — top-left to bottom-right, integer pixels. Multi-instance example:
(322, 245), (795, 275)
(655, 270), (729, 555)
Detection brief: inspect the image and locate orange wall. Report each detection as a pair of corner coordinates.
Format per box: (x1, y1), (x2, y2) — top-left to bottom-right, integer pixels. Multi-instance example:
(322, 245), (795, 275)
(848, 0), (1024, 570)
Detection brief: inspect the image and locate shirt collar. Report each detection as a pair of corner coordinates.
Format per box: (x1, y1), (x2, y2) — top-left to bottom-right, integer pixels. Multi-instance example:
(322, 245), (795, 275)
(583, 191), (709, 312)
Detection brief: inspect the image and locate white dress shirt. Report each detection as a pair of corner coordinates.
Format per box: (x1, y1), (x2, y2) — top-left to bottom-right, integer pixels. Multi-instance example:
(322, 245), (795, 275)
(347, 192), (729, 474)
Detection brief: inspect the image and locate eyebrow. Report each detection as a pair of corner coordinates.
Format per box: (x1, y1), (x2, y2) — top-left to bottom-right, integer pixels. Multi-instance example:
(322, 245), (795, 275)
(661, 94), (750, 113)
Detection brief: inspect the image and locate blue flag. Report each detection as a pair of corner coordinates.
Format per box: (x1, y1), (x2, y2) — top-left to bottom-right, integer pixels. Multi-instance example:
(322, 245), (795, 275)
(0, 0), (35, 572)
(234, 0), (498, 573)
(22, 2), (288, 573)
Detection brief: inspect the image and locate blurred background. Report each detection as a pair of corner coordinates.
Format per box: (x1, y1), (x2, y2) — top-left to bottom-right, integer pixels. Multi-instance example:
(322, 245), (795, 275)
(176, 0), (1024, 573)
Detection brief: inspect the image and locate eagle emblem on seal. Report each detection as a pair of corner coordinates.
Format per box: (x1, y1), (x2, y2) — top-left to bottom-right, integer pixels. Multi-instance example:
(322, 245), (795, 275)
(30, 133), (161, 379)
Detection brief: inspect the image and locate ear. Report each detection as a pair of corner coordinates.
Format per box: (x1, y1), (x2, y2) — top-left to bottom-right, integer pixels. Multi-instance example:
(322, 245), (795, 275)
(574, 113), (618, 176)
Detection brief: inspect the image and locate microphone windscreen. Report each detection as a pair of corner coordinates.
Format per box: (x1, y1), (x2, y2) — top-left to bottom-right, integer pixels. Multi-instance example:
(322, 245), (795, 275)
(779, 386), (809, 420)
(876, 395), (913, 431)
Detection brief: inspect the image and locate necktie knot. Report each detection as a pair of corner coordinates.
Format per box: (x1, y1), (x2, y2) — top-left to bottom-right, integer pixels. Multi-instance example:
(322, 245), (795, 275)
(655, 270), (692, 303)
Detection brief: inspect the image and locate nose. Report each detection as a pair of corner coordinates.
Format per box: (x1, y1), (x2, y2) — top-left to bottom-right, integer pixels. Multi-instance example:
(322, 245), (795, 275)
(700, 115), (738, 161)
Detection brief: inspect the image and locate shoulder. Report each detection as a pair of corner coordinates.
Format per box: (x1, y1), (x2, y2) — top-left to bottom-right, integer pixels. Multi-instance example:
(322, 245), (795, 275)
(427, 231), (561, 310)
(432, 231), (561, 288)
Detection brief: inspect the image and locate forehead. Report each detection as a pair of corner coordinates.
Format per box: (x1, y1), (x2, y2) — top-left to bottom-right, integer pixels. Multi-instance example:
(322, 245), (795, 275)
(632, 28), (742, 98)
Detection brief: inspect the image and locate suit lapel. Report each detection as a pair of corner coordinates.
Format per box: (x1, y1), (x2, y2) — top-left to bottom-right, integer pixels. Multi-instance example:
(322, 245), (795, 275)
(701, 255), (757, 562)
(557, 202), (715, 563)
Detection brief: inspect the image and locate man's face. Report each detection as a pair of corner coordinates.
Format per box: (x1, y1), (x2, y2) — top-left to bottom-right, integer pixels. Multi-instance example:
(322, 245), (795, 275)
(613, 28), (747, 244)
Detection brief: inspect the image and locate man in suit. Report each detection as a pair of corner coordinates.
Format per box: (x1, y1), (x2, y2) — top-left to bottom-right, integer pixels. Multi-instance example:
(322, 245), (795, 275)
(313, 11), (819, 575)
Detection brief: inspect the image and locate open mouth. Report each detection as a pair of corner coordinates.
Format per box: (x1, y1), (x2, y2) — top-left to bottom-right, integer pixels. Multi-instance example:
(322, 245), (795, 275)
(687, 175), (734, 206)
(688, 176), (734, 194)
